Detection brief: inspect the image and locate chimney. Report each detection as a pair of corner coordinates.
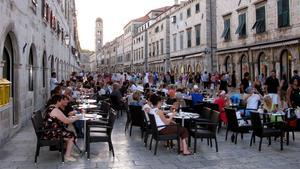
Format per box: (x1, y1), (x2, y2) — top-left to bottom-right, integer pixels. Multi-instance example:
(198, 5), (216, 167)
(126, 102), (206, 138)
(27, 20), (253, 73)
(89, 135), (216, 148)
(174, 0), (179, 5)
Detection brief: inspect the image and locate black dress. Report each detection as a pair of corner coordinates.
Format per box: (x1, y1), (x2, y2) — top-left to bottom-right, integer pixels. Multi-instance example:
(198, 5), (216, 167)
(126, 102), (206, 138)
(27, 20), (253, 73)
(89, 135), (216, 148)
(219, 80), (228, 93)
(42, 105), (75, 140)
(291, 88), (300, 108)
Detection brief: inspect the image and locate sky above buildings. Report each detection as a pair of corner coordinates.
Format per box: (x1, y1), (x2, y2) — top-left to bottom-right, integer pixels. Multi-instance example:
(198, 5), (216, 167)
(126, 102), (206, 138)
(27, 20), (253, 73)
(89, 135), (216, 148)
(75, 0), (175, 51)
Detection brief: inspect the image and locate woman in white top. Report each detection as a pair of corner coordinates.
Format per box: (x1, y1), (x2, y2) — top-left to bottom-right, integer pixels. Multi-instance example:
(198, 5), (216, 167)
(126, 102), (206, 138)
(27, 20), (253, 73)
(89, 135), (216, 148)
(149, 94), (192, 155)
(244, 87), (263, 116)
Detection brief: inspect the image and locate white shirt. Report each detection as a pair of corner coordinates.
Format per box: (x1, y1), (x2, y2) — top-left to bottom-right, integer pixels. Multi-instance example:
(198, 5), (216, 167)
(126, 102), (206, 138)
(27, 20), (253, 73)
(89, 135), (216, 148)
(130, 84), (138, 92)
(98, 88), (106, 95)
(246, 94), (260, 109)
(162, 88), (168, 96)
(143, 104), (152, 122)
(150, 108), (165, 131)
(50, 77), (58, 91)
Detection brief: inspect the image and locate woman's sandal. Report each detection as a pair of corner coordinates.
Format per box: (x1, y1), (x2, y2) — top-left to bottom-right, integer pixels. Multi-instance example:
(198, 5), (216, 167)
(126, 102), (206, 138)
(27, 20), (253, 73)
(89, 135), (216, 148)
(182, 152), (193, 156)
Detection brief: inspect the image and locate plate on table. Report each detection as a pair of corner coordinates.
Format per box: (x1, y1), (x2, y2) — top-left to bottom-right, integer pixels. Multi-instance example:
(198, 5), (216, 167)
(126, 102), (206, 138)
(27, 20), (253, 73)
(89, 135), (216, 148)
(84, 114), (97, 118)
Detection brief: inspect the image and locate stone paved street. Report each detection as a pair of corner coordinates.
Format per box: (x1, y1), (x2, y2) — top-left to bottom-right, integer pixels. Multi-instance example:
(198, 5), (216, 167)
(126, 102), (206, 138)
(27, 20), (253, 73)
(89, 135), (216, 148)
(1, 116), (300, 169)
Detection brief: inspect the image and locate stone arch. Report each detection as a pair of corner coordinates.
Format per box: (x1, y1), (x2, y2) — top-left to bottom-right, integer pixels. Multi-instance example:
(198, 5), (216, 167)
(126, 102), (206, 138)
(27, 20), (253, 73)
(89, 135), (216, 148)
(60, 60), (64, 80)
(224, 55), (232, 73)
(42, 51), (47, 88)
(196, 64), (201, 73)
(279, 49), (293, 80)
(240, 54), (250, 81)
(1, 28), (20, 125)
(55, 58), (60, 81)
(257, 52), (269, 77)
(187, 65), (192, 73)
(49, 55), (54, 73)
(28, 44), (37, 91)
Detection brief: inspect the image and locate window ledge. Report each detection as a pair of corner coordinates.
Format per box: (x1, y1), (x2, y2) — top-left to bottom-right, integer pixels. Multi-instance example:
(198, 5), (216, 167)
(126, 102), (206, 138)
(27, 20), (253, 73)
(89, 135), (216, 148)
(254, 31), (268, 36)
(277, 25), (292, 31)
(238, 35), (248, 39)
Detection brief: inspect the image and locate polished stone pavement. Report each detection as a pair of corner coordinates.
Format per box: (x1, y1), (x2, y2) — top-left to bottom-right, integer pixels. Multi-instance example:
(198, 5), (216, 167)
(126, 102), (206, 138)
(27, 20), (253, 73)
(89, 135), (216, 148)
(1, 115), (300, 169)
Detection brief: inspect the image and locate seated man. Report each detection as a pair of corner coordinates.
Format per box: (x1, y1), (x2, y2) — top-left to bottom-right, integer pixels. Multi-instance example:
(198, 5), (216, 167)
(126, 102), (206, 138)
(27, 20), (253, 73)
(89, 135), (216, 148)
(190, 86), (203, 105)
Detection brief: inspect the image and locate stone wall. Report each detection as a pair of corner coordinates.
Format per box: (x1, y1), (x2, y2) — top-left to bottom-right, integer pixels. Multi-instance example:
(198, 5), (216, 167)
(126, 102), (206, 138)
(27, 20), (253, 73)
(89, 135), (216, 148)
(0, 0), (80, 147)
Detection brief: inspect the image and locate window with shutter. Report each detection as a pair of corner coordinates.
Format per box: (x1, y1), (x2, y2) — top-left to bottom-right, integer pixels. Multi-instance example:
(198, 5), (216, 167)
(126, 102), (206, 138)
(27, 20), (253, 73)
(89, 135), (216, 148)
(236, 13), (246, 37)
(195, 24), (201, 46)
(278, 0), (290, 27)
(187, 28), (192, 48)
(221, 19), (230, 40)
(252, 6), (265, 33)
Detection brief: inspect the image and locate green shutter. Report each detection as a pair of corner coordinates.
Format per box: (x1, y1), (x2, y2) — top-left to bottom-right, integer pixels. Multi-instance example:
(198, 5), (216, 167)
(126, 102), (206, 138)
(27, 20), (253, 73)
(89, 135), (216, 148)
(278, 0), (283, 27)
(283, 0), (290, 26)
(236, 14), (246, 36)
(222, 19), (230, 40)
(256, 6), (265, 33)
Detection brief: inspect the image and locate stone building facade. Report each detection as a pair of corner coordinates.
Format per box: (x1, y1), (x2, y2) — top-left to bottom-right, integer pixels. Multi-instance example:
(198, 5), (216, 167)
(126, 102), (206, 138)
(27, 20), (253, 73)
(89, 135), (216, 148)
(170, 0), (216, 74)
(0, 0), (80, 146)
(98, 0), (216, 74)
(115, 35), (124, 72)
(217, 0), (300, 82)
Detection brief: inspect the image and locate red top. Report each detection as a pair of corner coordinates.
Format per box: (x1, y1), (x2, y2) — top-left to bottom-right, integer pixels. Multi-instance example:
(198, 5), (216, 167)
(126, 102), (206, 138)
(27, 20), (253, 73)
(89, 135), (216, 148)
(214, 97), (227, 123)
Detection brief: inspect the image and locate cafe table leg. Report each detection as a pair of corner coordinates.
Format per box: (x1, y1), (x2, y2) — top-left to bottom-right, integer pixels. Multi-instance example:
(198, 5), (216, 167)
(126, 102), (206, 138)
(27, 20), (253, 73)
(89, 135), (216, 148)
(84, 120), (87, 153)
(182, 118), (184, 127)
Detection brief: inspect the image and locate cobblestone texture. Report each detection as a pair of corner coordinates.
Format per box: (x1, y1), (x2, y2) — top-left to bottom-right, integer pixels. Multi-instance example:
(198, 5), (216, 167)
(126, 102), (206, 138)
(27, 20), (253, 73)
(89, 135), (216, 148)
(1, 116), (300, 169)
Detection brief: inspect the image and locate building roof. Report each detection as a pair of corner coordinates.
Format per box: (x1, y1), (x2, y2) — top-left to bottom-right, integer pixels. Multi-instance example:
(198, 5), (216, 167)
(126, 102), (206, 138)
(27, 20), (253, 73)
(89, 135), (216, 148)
(124, 6), (171, 29)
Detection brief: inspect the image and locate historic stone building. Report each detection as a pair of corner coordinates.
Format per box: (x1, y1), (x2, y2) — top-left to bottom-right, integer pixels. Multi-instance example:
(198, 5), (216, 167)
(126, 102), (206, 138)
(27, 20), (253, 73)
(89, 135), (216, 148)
(217, 0), (300, 82)
(169, 0), (216, 74)
(115, 34), (124, 72)
(0, 0), (80, 146)
(123, 16), (149, 72)
(80, 50), (95, 72)
(133, 6), (173, 73)
(147, 6), (175, 73)
(100, 0), (216, 74)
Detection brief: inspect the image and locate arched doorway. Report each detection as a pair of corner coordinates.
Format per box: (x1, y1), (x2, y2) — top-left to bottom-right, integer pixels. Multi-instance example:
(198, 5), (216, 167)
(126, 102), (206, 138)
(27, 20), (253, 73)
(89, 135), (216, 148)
(3, 33), (18, 125)
(42, 52), (47, 88)
(60, 60), (64, 80)
(187, 65), (192, 73)
(196, 64), (201, 73)
(180, 65), (184, 74)
(50, 55), (54, 73)
(56, 58), (59, 81)
(258, 52), (269, 77)
(240, 55), (249, 81)
(224, 56), (232, 73)
(280, 49), (292, 80)
(28, 46), (34, 91)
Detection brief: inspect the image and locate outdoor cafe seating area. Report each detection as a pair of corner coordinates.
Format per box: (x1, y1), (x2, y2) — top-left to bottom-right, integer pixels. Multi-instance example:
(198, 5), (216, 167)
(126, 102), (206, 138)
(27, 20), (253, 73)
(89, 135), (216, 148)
(31, 85), (299, 163)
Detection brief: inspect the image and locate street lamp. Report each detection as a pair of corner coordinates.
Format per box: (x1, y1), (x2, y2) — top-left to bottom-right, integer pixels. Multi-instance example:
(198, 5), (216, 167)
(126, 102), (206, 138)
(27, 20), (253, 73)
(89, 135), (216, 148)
(64, 34), (71, 75)
(65, 34), (70, 46)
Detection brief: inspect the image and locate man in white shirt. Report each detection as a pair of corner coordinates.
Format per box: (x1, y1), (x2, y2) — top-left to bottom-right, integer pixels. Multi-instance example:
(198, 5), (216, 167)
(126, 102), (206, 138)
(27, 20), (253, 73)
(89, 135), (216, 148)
(50, 72), (59, 91)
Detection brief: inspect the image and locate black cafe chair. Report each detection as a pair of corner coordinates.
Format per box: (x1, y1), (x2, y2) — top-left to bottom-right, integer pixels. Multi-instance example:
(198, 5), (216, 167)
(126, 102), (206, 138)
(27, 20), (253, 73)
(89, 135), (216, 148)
(250, 112), (284, 151)
(224, 108), (251, 144)
(148, 114), (180, 155)
(31, 111), (64, 163)
(189, 110), (220, 153)
(128, 105), (146, 138)
(86, 109), (117, 159)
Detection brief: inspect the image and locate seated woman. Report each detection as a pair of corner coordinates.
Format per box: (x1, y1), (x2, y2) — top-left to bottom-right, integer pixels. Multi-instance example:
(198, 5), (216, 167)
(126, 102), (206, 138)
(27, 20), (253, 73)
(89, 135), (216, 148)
(129, 91), (144, 106)
(42, 95), (80, 162)
(243, 87), (263, 116)
(149, 94), (192, 155)
(214, 90), (229, 124)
